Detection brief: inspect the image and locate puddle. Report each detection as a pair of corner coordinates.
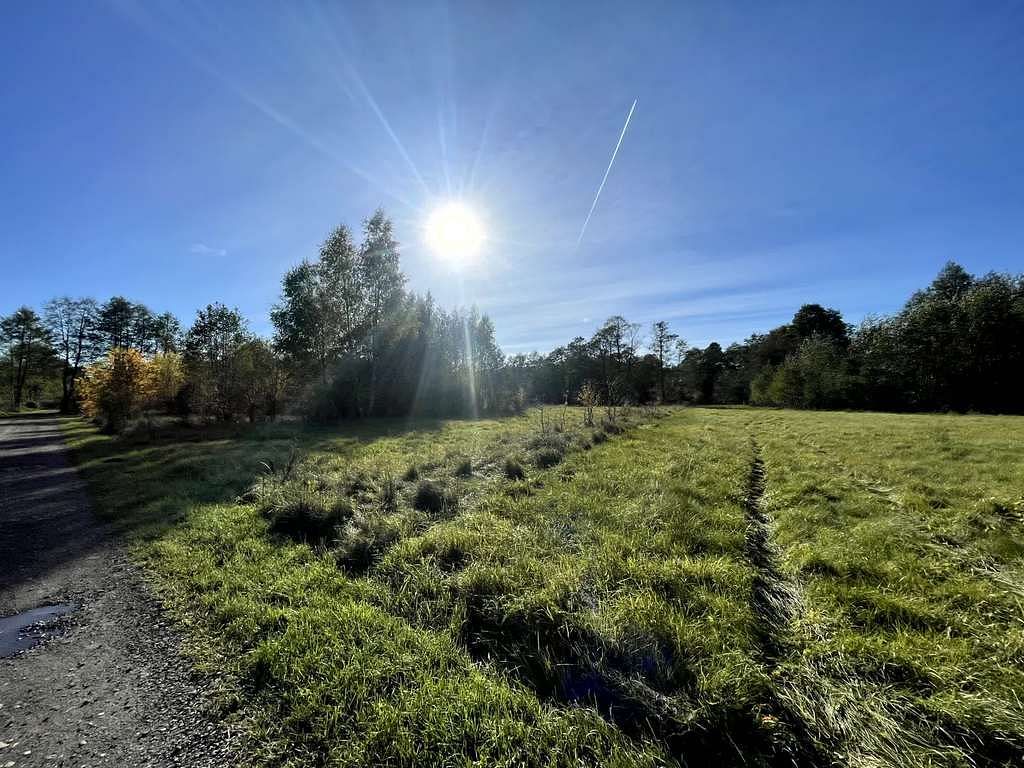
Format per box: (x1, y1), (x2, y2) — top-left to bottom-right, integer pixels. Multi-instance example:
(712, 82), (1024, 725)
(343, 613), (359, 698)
(0, 603), (78, 657)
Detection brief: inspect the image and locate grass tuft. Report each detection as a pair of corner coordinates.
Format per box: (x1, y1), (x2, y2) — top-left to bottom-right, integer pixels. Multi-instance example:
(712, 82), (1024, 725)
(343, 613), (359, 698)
(377, 472), (399, 512)
(266, 493), (352, 543)
(503, 457), (526, 480)
(532, 446), (564, 469)
(335, 512), (403, 573)
(413, 479), (453, 514)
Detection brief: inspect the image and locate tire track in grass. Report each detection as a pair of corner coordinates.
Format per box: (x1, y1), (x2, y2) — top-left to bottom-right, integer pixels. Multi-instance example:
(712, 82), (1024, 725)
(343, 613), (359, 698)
(744, 430), (977, 768)
(742, 440), (826, 767)
(743, 441), (801, 661)
(447, 425), (802, 766)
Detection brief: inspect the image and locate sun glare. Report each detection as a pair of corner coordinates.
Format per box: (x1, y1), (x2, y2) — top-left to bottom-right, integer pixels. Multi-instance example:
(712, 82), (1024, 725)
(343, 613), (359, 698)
(424, 202), (484, 266)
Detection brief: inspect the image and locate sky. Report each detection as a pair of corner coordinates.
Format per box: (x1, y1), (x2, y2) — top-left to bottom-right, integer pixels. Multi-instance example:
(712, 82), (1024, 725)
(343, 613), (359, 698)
(2, 1), (1023, 353)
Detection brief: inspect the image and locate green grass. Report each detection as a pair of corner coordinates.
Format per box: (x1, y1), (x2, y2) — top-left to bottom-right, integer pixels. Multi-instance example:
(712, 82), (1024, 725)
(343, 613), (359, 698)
(744, 410), (1024, 764)
(62, 407), (1024, 767)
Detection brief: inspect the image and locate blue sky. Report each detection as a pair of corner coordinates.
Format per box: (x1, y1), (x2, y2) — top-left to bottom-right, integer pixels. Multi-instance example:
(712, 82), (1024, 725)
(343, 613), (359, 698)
(2, 1), (1023, 353)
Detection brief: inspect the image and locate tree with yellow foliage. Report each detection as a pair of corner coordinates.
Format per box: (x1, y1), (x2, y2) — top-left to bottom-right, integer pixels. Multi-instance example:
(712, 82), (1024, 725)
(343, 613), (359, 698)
(150, 351), (184, 412)
(80, 348), (156, 431)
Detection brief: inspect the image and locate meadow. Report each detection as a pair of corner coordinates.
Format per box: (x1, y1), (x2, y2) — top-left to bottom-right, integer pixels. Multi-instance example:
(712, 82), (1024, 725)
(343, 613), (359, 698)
(63, 407), (1024, 767)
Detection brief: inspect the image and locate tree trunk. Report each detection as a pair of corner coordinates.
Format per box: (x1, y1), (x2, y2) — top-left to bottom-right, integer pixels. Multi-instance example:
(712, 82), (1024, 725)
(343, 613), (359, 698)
(13, 354), (28, 408)
(658, 351), (666, 403)
(60, 365), (75, 413)
(368, 356), (377, 415)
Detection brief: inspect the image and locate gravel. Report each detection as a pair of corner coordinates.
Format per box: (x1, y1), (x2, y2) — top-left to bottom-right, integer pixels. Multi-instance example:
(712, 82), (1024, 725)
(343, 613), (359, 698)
(0, 414), (241, 767)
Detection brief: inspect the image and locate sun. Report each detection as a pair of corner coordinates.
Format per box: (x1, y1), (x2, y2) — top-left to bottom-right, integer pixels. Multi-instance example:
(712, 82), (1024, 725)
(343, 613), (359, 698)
(424, 202), (484, 267)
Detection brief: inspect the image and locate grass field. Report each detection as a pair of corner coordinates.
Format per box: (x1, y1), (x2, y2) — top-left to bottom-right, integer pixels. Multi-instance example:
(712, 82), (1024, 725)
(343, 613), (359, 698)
(63, 407), (1024, 767)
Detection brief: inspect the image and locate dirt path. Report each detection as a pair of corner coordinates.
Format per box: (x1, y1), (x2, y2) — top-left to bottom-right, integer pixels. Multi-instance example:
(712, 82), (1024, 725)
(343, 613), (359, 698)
(0, 413), (237, 767)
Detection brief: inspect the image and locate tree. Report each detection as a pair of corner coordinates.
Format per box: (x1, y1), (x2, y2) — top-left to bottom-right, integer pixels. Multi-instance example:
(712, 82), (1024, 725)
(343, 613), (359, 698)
(650, 321), (680, 403)
(695, 343), (725, 404)
(752, 337), (851, 408)
(358, 209), (405, 414)
(94, 297), (133, 352)
(591, 316), (640, 404)
(791, 304), (850, 347)
(470, 312), (504, 413)
(152, 312), (182, 353)
(80, 348), (155, 431)
(1, 307), (53, 409)
(925, 261), (973, 303)
(272, 224), (364, 383)
(184, 303), (250, 420)
(150, 351), (185, 412)
(235, 338), (286, 422)
(43, 297), (98, 412)
(859, 262), (1024, 412)
(94, 297), (160, 354)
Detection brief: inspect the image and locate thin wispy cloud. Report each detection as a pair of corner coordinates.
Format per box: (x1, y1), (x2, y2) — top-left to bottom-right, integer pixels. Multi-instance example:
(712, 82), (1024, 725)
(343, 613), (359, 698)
(190, 243), (227, 257)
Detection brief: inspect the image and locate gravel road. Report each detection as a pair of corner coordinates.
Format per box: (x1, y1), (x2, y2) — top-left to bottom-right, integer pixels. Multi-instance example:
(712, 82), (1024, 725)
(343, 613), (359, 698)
(0, 413), (238, 767)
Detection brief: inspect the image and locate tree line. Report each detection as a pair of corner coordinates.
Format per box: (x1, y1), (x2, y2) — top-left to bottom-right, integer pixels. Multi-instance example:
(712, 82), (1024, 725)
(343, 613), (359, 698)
(3, 209), (1022, 425)
(0, 210), (503, 428)
(510, 262), (1023, 413)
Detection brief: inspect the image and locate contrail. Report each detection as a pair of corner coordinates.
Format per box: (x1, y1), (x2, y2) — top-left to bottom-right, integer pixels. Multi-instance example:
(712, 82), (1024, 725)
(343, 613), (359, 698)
(576, 99), (637, 247)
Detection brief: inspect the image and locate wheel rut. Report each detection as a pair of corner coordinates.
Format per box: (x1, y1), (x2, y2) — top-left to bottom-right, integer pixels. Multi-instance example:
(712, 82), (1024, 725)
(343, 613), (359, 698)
(743, 443), (800, 661)
(739, 432), (996, 768)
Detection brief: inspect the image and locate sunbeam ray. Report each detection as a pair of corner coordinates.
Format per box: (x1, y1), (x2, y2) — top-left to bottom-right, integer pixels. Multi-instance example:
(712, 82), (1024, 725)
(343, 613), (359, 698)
(309, 2), (431, 199)
(109, 0), (419, 211)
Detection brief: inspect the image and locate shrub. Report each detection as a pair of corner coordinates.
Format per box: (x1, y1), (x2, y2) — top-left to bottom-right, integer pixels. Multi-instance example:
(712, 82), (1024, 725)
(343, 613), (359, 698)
(532, 447), (564, 469)
(592, 430), (609, 444)
(503, 457), (526, 480)
(454, 458), (473, 478)
(601, 420), (624, 435)
(413, 480), (453, 514)
(268, 493), (353, 543)
(150, 351), (185, 412)
(577, 381), (600, 426)
(402, 465), (419, 482)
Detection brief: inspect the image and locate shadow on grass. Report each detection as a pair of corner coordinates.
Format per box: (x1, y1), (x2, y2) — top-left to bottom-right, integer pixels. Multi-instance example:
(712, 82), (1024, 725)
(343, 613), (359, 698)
(1, 408), (62, 420)
(62, 415), (456, 544)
